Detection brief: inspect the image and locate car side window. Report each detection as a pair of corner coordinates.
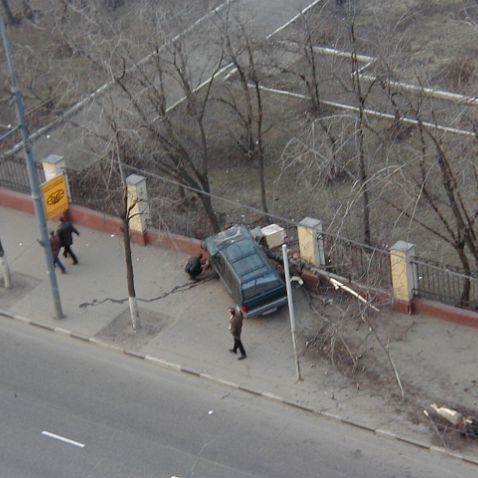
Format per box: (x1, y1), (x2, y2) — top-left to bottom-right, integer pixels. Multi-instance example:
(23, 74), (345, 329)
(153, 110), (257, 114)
(215, 254), (225, 274)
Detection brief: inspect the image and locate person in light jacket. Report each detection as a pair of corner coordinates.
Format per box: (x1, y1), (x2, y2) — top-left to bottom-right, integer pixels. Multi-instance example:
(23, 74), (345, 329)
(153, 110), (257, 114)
(228, 307), (247, 360)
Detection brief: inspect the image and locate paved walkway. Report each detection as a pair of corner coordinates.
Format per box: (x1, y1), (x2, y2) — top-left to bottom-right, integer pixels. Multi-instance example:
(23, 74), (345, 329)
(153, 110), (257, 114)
(0, 206), (477, 464)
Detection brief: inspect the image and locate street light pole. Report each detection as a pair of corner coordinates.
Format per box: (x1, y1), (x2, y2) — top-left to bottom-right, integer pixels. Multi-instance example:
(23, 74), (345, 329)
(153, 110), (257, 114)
(0, 239), (11, 289)
(0, 15), (64, 318)
(282, 243), (302, 381)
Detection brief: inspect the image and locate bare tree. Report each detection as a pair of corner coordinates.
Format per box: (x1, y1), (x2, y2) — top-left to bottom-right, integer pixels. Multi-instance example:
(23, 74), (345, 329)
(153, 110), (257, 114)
(111, 123), (141, 331)
(1, 0), (17, 25)
(218, 18), (269, 214)
(96, 9), (226, 232)
(70, 116), (143, 330)
(349, 20), (375, 245)
(380, 109), (478, 305)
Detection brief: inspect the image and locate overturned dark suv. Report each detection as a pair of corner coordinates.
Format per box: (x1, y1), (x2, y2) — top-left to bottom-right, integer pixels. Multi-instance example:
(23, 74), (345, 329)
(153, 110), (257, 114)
(204, 225), (288, 318)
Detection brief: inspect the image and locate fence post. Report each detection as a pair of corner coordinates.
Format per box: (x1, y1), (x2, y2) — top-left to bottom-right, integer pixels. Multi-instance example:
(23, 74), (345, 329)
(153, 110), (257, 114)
(42, 154), (71, 199)
(390, 240), (417, 314)
(297, 217), (325, 267)
(126, 174), (150, 246)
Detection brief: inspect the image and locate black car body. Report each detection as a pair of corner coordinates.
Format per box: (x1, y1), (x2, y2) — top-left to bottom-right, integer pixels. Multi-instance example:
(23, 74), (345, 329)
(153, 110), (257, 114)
(204, 225), (288, 317)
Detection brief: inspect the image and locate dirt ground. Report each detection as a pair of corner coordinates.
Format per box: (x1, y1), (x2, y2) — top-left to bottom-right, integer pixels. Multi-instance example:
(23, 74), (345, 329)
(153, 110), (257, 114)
(282, 0), (478, 94)
(0, 0), (222, 140)
(297, 287), (478, 449)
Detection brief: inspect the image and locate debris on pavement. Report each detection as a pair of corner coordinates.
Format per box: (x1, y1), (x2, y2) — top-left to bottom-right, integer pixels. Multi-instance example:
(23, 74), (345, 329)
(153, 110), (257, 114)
(428, 403), (478, 438)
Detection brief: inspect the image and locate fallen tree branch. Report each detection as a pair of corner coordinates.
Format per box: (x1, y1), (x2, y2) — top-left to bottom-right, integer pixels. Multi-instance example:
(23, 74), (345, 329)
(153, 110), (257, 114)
(325, 276), (404, 398)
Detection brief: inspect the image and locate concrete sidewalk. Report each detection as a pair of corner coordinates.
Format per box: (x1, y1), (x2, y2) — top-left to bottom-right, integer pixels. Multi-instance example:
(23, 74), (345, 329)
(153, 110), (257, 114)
(1, 206), (477, 464)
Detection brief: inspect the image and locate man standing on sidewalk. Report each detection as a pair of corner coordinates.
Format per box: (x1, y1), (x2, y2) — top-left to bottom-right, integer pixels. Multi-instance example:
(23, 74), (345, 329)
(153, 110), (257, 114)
(228, 307), (247, 360)
(57, 216), (80, 265)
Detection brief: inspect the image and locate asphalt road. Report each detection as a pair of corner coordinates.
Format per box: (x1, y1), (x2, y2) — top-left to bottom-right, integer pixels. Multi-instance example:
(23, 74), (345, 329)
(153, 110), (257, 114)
(0, 319), (475, 478)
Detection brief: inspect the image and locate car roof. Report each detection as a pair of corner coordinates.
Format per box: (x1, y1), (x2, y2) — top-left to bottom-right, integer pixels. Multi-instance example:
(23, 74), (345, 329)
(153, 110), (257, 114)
(205, 225), (276, 281)
(205, 225), (250, 250)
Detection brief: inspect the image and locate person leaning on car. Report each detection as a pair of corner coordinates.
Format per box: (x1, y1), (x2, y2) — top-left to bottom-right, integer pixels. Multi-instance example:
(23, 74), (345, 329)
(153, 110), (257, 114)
(185, 253), (209, 280)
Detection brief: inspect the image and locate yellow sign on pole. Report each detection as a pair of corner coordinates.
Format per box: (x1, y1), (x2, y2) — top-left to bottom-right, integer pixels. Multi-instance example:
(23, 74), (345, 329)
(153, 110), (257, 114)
(41, 174), (69, 219)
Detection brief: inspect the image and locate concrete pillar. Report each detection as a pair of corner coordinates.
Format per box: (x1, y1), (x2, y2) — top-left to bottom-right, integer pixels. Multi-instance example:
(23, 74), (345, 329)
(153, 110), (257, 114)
(42, 154), (65, 180)
(42, 154), (70, 198)
(126, 174), (151, 242)
(390, 240), (417, 313)
(297, 217), (325, 267)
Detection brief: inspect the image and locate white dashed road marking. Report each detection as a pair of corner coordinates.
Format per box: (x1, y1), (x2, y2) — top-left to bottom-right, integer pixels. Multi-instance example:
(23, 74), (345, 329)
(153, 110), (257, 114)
(41, 431), (85, 448)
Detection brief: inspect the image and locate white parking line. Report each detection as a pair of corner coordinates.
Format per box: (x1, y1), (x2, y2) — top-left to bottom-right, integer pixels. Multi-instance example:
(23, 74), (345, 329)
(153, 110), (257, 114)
(224, 2), (326, 84)
(41, 431), (85, 448)
(265, 0), (325, 40)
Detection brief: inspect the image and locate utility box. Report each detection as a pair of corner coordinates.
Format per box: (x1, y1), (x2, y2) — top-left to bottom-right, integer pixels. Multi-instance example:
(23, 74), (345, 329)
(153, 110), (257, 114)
(298, 217), (325, 267)
(261, 224), (286, 249)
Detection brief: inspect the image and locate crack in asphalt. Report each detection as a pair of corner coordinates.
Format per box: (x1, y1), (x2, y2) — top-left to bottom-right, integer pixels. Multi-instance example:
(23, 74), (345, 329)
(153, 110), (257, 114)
(78, 277), (215, 309)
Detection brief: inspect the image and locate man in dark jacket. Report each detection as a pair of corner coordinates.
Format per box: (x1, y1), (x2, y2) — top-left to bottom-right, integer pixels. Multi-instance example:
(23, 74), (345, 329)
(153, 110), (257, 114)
(185, 253), (205, 280)
(228, 307), (247, 360)
(57, 216), (80, 265)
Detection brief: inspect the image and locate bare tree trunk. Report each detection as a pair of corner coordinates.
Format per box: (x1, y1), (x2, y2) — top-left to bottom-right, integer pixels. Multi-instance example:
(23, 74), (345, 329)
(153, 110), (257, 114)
(122, 214), (140, 331)
(1, 0), (16, 25)
(350, 22), (372, 245)
(113, 127), (140, 331)
(301, 15), (321, 117)
(249, 49), (268, 215)
(198, 190), (220, 232)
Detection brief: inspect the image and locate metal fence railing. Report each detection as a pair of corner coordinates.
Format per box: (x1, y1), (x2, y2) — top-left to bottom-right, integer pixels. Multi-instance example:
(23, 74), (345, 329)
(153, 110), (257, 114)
(412, 256), (478, 309)
(0, 155), (45, 193)
(323, 233), (392, 291)
(4, 158), (478, 311)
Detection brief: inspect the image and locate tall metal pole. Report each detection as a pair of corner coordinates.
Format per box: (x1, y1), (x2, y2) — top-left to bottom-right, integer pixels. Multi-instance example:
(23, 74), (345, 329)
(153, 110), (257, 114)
(0, 15), (64, 318)
(282, 244), (302, 381)
(0, 239), (11, 289)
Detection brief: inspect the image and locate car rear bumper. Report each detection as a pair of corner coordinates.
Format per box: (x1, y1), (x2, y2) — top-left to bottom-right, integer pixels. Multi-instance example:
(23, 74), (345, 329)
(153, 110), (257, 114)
(244, 295), (288, 318)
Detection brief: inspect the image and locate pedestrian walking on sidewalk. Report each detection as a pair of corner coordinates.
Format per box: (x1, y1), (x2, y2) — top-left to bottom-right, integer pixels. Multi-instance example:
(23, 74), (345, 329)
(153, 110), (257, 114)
(57, 216), (79, 265)
(228, 307), (247, 360)
(48, 231), (66, 274)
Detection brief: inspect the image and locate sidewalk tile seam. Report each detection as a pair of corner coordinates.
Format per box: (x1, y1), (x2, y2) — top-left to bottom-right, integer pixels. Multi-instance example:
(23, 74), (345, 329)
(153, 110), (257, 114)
(281, 400), (315, 413)
(89, 338), (124, 352)
(321, 411), (342, 422)
(214, 378), (240, 388)
(340, 418), (376, 433)
(237, 386), (262, 397)
(429, 445), (450, 455)
(30, 321), (55, 332)
(54, 327), (72, 335)
(0, 311), (31, 324)
(261, 392), (284, 402)
(181, 368), (201, 377)
(0, 311), (15, 320)
(70, 333), (91, 342)
(144, 355), (182, 371)
(375, 429), (397, 438)
(123, 350), (146, 360)
(395, 435), (430, 450)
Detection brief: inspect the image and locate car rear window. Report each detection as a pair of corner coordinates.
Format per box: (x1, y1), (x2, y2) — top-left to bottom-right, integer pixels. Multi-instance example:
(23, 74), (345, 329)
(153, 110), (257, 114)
(233, 255), (265, 276)
(242, 276), (283, 300)
(224, 241), (265, 277)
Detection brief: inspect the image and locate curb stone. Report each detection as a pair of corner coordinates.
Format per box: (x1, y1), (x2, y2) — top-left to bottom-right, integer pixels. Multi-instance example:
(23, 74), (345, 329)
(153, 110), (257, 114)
(1, 309), (477, 468)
